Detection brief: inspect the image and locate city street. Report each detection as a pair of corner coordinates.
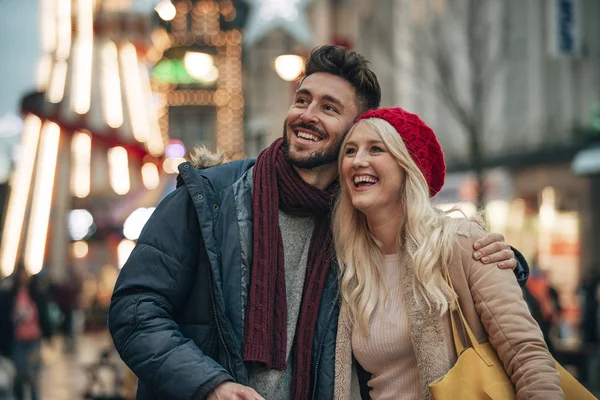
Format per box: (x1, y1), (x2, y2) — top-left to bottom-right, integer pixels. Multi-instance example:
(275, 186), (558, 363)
(39, 331), (126, 400)
(0, 0), (598, 398)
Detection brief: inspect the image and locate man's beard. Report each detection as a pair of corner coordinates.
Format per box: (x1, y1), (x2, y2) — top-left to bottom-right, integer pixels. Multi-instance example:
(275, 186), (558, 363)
(282, 121), (346, 170)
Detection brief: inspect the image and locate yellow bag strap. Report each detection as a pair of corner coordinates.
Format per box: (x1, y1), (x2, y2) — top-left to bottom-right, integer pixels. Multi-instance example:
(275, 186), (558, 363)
(443, 268), (494, 367)
(449, 303), (466, 355)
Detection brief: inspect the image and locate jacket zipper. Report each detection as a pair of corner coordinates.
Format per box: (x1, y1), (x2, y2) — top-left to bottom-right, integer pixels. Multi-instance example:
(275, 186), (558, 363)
(210, 272), (234, 377)
(311, 299), (337, 400)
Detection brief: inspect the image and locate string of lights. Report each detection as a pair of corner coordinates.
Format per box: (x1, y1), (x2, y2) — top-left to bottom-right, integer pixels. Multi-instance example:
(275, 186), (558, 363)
(0, 0), (167, 278)
(152, 0), (245, 160)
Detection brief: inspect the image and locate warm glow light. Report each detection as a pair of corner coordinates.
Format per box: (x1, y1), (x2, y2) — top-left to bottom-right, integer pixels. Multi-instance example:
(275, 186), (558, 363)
(71, 241), (89, 258)
(274, 55), (304, 81)
(485, 200), (509, 234)
(123, 208), (155, 240)
(71, 0), (94, 114)
(507, 198), (525, 231)
(71, 40), (94, 114)
(101, 41), (124, 128)
(214, 40), (244, 158)
(47, 59), (68, 103)
(40, 0), (57, 53)
(139, 68), (165, 156)
(24, 122), (61, 275)
(71, 131), (91, 198)
(68, 209), (94, 240)
(0, 115), (42, 277)
(36, 54), (53, 91)
(162, 157), (186, 174)
(184, 52), (215, 80)
(120, 43), (150, 143)
(117, 239), (136, 269)
(77, 0), (94, 39)
(204, 66), (219, 83)
(141, 163), (160, 190)
(55, 0), (72, 60)
(155, 0), (177, 21)
(108, 147), (130, 195)
(150, 28), (172, 52)
(539, 187), (556, 228)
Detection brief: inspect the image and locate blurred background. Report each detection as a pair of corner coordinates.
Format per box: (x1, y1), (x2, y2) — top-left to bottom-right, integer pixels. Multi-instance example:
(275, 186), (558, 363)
(0, 0), (598, 398)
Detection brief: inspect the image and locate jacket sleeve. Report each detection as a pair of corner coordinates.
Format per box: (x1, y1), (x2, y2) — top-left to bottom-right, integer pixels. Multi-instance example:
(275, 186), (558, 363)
(108, 187), (232, 399)
(512, 247), (529, 287)
(462, 222), (563, 400)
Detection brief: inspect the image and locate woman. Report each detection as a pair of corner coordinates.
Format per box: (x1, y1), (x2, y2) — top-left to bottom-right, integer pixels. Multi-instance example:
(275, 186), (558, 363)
(0, 266), (52, 400)
(332, 108), (562, 399)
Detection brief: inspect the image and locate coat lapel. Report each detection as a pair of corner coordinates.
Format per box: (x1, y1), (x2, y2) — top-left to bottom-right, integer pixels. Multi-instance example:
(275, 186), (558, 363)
(334, 252), (453, 400)
(334, 301), (364, 400)
(398, 251), (452, 400)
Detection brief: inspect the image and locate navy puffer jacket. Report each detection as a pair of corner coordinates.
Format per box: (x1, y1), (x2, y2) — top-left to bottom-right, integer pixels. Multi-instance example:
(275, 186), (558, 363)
(108, 160), (341, 400)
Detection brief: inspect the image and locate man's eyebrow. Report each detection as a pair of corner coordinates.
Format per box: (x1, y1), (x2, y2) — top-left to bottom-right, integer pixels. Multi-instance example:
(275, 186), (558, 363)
(294, 89), (344, 110)
(322, 95), (344, 109)
(295, 88), (311, 97)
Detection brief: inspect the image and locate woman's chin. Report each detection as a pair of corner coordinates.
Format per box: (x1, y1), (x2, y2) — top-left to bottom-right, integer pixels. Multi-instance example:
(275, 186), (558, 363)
(350, 199), (372, 215)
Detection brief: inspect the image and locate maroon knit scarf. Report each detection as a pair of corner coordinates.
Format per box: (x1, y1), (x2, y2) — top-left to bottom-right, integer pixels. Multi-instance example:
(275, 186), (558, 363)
(244, 138), (336, 399)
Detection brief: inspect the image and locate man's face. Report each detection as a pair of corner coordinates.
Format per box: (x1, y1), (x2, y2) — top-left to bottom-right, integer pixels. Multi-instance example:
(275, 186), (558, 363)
(283, 72), (360, 170)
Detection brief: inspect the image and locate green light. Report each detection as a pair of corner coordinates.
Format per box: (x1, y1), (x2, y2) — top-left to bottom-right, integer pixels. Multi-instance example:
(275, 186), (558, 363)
(152, 58), (214, 85)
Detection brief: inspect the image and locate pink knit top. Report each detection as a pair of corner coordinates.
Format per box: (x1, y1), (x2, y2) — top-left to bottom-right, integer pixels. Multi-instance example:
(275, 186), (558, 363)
(352, 254), (423, 400)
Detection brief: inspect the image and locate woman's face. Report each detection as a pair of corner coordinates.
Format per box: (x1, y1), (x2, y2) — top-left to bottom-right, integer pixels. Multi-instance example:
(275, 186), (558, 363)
(341, 123), (406, 216)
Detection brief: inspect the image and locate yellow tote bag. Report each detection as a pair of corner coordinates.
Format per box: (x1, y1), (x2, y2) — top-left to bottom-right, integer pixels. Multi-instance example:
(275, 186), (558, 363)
(428, 272), (597, 400)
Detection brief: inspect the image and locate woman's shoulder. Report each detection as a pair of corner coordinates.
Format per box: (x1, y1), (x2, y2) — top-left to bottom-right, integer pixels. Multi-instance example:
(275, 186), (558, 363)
(448, 218), (486, 253)
(444, 218), (487, 278)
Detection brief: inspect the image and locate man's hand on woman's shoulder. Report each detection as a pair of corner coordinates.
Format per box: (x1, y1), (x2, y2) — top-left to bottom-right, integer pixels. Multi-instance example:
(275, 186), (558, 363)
(473, 231), (517, 270)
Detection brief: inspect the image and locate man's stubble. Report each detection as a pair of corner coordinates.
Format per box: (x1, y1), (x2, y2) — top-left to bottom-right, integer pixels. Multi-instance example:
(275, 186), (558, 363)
(282, 121), (348, 170)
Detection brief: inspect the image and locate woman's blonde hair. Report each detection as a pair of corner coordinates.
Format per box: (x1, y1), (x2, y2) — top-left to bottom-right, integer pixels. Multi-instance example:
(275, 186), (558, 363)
(333, 118), (463, 336)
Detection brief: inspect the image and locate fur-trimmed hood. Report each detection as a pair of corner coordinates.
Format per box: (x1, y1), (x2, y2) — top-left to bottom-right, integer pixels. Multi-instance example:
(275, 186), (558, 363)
(189, 146), (225, 170)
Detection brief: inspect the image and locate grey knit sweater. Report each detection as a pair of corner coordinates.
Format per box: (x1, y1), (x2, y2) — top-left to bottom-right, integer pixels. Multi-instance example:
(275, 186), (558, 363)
(247, 210), (315, 399)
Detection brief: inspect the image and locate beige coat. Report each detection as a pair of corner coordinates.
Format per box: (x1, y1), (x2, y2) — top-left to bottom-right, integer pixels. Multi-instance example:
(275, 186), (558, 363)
(334, 221), (563, 400)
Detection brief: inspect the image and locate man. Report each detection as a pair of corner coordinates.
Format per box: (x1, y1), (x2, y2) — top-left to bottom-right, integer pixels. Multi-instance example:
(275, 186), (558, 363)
(108, 45), (526, 400)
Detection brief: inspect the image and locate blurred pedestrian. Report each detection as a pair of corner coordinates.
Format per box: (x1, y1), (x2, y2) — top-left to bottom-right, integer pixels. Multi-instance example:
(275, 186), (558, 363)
(522, 283), (556, 355)
(524, 259), (561, 350)
(0, 264), (53, 400)
(581, 269), (600, 345)
(54, 266), (82, 354)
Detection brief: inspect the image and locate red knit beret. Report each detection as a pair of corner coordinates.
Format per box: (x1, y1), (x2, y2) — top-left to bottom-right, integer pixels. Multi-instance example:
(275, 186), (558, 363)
(355, 107), (446, 197)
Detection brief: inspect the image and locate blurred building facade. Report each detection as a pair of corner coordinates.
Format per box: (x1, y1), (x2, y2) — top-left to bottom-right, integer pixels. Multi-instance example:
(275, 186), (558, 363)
(243, 0), (340, 155)
(354, 0), (600, 340)
(243, 0), (600, 341)
(150, 0), (248, 160)
(0, 0), (177, 331)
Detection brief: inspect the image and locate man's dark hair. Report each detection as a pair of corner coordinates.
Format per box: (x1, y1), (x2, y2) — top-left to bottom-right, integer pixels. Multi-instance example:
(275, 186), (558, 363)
(303, 45), (381, 114)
